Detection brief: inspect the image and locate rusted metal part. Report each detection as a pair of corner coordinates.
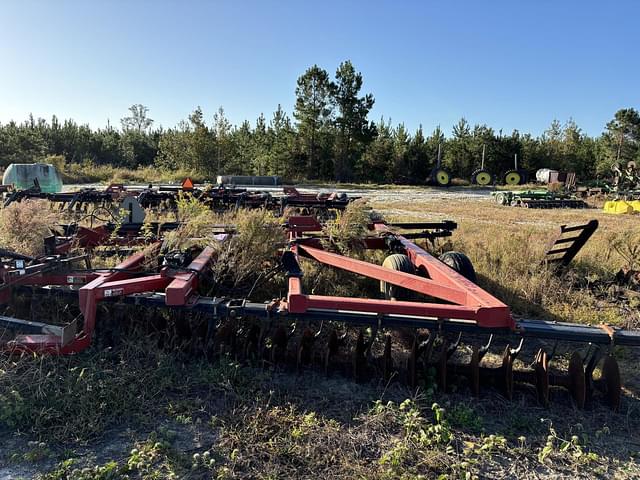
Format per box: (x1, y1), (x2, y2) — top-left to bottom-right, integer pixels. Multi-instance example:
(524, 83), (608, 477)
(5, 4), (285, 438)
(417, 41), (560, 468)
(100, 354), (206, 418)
(534, 349), (550, 407)
(382, 334), (393, 381)
(296, 327), (316, 372)
(270, 325), (289, 365)
(599, 355), (622, 412)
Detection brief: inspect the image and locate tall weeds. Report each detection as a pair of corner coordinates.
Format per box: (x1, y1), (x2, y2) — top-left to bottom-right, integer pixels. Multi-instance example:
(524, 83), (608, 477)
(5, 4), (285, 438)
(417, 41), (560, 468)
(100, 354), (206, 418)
(0, 200), (61, 257)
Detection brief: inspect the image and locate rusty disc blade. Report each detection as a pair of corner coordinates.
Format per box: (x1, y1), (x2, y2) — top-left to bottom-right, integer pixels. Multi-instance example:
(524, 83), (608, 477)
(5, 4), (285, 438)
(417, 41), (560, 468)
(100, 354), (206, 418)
(382, 334), (393, 381)
(500, 345), (514, 400)
(406, 335), (418, 388)
(601, 355), (621, 412)
(296, 327), (314, 373)
(324, 329), (339, 376)
(568, 351), (586, 409)
(352, 329), (366, 381)
(535, 349), (549, 407)
(243, 324), (260, 361)
(470, 345), (480, 396)
(270, 325), (288, 364)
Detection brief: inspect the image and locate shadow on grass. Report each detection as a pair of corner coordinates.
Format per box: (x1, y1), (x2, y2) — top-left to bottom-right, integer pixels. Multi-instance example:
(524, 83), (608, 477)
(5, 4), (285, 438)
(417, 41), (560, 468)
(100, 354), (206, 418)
(475, 272), (562, 322)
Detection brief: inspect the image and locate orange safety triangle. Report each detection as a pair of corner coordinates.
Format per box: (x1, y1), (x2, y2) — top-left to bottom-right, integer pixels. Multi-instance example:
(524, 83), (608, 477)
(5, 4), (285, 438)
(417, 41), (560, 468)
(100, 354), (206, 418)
(181, 177), (194, 190)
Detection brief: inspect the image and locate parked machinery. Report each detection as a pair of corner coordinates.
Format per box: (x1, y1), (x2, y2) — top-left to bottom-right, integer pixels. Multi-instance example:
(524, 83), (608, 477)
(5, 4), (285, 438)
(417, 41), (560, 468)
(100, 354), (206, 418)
(603, 161), (640, 214)
(491, 190), (588, 209)
(0, 179), (357, 217)
(470, 145), (495, 186)
(503, 154), (527, 186)
(428, 144), (452, 187)
(0, 213), (634, 411)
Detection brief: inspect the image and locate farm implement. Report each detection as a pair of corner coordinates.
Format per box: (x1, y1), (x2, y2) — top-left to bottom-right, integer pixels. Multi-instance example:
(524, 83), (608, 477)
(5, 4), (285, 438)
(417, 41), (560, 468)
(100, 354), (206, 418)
(603, 190), (640, 215)
(492, 190), (588, 209)
(1, 179), (355, 217)
(0, 209), (637, 413)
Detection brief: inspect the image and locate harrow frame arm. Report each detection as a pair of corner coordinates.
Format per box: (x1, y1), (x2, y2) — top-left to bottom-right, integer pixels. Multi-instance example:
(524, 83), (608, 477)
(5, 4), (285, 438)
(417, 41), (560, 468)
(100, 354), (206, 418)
(288, 236), (514, 329)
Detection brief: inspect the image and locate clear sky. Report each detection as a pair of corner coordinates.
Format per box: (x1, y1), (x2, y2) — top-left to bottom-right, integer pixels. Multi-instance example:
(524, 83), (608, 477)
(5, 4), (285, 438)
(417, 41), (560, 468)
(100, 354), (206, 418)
(1, 0), (638, 136)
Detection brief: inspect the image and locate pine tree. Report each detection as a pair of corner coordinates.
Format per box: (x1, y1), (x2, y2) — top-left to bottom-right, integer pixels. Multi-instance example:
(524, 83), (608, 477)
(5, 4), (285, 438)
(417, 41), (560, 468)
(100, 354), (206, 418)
(293, 65), (335, 178)
(333, 60), (375, 181)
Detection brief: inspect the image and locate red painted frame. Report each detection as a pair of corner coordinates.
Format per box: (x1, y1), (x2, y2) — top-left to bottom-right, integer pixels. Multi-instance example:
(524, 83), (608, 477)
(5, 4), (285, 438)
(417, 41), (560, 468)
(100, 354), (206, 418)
(3, 217), (514, 354)
(285, 220), (513, 329)
(5, 246), (215, 353)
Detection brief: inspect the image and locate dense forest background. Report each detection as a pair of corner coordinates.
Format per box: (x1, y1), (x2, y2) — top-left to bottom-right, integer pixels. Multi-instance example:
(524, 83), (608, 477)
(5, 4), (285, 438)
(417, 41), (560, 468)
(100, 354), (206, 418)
(1, 60), (638, 184)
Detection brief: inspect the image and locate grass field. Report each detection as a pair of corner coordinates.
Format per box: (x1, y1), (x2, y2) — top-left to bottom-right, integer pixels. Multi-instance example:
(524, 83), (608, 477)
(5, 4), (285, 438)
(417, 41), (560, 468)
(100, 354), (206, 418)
(1, 191), (640, 479)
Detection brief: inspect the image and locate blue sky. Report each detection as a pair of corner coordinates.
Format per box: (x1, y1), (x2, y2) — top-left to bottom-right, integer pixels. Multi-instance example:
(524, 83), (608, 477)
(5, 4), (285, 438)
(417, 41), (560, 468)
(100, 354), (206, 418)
(1, 0), (638, 136)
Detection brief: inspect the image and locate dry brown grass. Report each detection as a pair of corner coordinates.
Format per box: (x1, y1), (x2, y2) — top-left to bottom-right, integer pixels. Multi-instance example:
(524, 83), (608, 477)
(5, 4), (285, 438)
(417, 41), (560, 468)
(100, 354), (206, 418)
(0, 200), (63, 257)
(208, 207), (284, 296)
(372, 197), (639, 326)
(322, 198), (376, 254)
(159, 195), (285, 296)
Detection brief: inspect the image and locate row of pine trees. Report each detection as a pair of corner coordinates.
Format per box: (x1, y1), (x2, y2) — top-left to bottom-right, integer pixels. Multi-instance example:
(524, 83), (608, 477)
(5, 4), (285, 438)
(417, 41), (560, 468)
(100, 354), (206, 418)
(1, 61), (639, 183)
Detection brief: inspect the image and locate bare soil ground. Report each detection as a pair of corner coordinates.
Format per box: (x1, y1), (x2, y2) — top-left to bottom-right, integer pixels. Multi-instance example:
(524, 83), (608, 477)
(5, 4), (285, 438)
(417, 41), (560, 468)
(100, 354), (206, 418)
(2, 185), (640, 479)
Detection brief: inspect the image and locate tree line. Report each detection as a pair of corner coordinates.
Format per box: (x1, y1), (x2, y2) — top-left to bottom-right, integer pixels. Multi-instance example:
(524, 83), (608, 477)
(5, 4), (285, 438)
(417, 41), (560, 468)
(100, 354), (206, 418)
(0, 60), (638, 184)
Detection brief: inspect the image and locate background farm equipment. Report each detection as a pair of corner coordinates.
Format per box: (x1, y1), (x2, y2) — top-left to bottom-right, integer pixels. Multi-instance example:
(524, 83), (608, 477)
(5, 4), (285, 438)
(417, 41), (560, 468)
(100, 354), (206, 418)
(470, 145), (494, 186)
(427, 144), (452, 187)
(492, 189), (588, 208)
(502, 154), (527, 186)
(2, 162), (63, 193)
(0, 206), (636, 412)
(604, 198), (640, 214)
(1, 179), (357, 220)
(535, 169), (578, 190)
(600, 162), (640, 214)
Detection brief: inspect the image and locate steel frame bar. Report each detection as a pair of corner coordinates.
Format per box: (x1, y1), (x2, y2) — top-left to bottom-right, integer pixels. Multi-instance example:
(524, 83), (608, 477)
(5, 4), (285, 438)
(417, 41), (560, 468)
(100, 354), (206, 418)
(291, 235), (513, 329)
(296, 244), (468, 304)
(165, 247), (215, 306)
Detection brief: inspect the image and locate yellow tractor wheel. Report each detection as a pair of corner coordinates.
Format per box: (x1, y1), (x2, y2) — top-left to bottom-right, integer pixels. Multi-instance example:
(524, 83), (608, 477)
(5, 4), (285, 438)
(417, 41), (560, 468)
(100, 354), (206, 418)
(471, 169), (493, 186)
(430, 168), (451, 187)
(504, 170), (522, 186)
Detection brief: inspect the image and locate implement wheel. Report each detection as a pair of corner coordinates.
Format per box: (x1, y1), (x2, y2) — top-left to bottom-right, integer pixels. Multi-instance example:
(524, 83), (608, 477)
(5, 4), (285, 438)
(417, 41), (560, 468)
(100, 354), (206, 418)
(471, 169), (494, 186)
(430, 168), (452, 187)
(438, 251), (477, 283)
(381, 254), (415, 300)
(494, 192), (508, 205)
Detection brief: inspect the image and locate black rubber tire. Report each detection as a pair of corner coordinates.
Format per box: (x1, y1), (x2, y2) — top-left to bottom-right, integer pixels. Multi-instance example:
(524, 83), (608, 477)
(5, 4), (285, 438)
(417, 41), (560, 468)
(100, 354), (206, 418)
(381, 254), (414, 300)
(429, 168), (452, 187)
(517, 169), (528, 184)
(471, 169), (494, 186)
(438, 251), (477, 283)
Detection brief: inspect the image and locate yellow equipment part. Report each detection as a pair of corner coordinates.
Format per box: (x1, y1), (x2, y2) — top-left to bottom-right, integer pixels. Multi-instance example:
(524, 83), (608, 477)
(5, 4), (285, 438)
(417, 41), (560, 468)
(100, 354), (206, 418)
(603, 200), (637, 214)
(504, 172), (522, 185)
(476, 172), (492, 185)
(436, 170), (450, 186)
